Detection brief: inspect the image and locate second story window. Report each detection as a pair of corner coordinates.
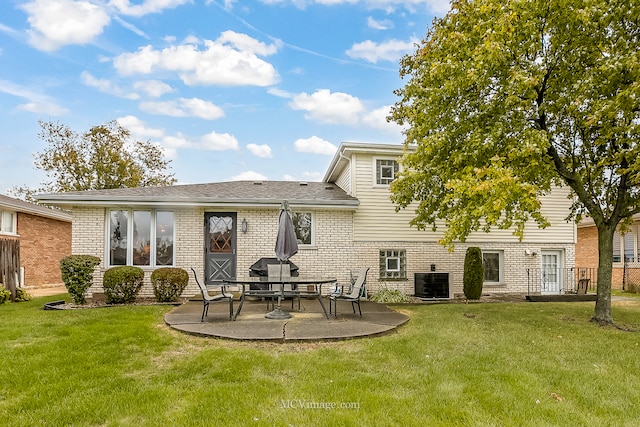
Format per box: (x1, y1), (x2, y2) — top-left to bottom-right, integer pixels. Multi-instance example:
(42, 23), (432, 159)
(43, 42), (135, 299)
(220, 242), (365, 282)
(376, 159), (399, 185)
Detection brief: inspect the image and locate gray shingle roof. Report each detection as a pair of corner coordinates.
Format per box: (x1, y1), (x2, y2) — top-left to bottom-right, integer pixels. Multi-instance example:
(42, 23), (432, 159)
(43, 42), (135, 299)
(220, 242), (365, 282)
(35, 181), (359, 208)
(0, 194), (72, 222)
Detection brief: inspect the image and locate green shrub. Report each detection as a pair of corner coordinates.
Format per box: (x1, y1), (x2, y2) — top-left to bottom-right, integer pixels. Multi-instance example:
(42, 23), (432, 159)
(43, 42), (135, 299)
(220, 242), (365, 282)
(14, 287), (31, 302)
(463, 247), (484, 300)
(624, 282), (640, 294)
(370, 286), (412, 303)
(103, 266), (145, 304)
(60, 255), (101, 304)
(151, 267), (188, 302)
(0, 285), (10, 304)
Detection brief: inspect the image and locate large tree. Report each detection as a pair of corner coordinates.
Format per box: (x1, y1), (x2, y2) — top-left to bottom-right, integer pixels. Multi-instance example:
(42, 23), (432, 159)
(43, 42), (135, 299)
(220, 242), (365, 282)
(389, 0), (639, 325)
(14, 120), (176, 198)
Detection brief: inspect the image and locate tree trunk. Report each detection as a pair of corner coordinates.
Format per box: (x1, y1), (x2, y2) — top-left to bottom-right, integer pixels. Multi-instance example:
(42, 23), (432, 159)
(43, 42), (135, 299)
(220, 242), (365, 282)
(593, 224), (615, 324)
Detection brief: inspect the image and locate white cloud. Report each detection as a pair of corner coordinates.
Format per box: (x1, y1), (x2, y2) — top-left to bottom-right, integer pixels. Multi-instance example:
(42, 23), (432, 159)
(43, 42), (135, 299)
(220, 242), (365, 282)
(290, 89), (364, 125)
(113, 31), (280, 87)
(293, 136), (337, 155)
(110, 0), (191, 17)
(247, 143), (273, 158)
(132, 80), (174, 97)
(0, 79), (68, 115)
(17, 101), (69, 116)
(116, 115), (240, 158)
(346, 38), (418, 63)
(267, 88), (293, 98)
(258, 0), (450, 15)
(80, 71), (139, 100)
(361, 104), (403, 133)
(226, 171), (269, 181)
(140, 98), (225, 120)
(367, 16), (393, 30)
(21, 0), (110, 51)
(117, 115), (165, 139)
(200, 131), (240, 151)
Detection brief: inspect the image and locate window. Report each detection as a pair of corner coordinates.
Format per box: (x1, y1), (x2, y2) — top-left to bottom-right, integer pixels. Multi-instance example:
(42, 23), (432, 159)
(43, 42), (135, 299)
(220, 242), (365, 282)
(108, 209), (174, 267)
(613, 228), (640, 263)
(380, 249), (406, 279)
(292, 212), (313, 245)
(375, 159), (399, 185)
(483, 250), (503, 284)
(0, 210), (16, 234)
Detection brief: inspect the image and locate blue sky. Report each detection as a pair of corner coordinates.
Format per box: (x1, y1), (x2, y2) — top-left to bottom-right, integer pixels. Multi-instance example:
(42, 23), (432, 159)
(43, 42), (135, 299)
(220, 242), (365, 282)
(0, 0), (448, 195)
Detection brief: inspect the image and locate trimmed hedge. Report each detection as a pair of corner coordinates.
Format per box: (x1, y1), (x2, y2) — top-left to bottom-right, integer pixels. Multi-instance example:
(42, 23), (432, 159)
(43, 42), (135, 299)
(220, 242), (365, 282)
(103, 266), (144, 304)
(151, 267), (188, 302)
(0, 285), (10, 304)
(60, 255), (101, 304)
(463, 247), (484, 300)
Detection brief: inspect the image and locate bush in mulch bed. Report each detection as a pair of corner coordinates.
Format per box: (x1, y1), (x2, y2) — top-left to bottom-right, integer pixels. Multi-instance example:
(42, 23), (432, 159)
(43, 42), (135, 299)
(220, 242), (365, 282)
(151, 267), (189, 302)
(60, 255), (101, 305)
(103, 266), (144, 304)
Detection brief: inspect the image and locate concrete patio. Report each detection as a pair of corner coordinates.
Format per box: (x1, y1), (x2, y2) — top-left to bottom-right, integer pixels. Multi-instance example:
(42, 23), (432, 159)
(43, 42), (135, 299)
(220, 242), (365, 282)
(164, 297), (410, 341)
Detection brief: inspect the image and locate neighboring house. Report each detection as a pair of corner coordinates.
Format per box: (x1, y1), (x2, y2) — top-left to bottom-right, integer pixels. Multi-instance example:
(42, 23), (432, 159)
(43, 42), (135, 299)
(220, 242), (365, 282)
(0, 194), (72, 286)
(35, 142), (576, 299)
(576, 217), (640, 289)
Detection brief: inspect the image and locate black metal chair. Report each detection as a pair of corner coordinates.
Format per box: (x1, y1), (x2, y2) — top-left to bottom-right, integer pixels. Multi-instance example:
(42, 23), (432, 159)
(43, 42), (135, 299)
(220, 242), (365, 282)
(329, 267), (369, 317)
(190, 268), (234, 321)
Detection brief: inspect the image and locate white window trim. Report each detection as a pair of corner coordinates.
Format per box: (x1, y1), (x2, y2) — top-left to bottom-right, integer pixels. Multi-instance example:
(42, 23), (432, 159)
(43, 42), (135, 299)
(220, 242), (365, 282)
(105, 209), (175, 268)
(482, 250), (504, 285)
(373, 157), (400, 187)
(386, 257), (401, 272)
(0, 210), (17, 236)
(613, 226), (640, 266)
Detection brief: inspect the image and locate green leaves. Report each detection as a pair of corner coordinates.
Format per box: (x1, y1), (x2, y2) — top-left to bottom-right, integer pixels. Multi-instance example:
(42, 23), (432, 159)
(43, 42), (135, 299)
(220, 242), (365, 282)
(22, 120), (176, 196)
(389, 0), (639, 247)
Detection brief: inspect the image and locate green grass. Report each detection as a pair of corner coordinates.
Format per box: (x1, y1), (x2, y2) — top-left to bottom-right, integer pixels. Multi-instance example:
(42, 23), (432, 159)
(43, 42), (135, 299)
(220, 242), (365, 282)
(2, 296), (640, 426)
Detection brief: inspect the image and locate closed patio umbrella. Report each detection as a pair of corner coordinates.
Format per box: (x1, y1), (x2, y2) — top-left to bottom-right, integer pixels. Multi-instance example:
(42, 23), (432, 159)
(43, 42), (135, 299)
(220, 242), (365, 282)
(266, 201), (298, 319)
(275, 201), (298, 263)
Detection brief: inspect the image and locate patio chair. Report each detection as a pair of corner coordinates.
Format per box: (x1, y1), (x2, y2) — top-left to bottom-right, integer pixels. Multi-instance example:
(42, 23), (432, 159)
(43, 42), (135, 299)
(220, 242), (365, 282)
(190, 268), (234, 321)
(267, 264), (299, 310)
(329, 267), (369, 317)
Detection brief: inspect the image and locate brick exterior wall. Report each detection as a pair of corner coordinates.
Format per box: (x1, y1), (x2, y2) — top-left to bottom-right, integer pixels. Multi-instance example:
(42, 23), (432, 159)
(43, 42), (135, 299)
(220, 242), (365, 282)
(17, 212), (71, 286)
(70, 206), (575, 300)
(576, 225), (624, 288)
(354, 241), (574, 296)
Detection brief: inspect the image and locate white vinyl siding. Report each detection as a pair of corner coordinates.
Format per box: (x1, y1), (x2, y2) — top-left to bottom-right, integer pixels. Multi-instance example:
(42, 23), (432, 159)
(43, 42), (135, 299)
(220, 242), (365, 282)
(351, 152), (575, 244)
(335, 164), (352, 195)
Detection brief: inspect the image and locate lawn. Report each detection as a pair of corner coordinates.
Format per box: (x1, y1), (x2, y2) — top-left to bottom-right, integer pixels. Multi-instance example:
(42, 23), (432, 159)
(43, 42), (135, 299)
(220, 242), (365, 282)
(1, 295), (639, 426)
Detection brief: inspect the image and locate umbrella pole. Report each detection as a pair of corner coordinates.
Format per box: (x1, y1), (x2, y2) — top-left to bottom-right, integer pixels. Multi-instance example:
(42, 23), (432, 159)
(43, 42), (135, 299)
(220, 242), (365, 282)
(265, 261), (292, 319)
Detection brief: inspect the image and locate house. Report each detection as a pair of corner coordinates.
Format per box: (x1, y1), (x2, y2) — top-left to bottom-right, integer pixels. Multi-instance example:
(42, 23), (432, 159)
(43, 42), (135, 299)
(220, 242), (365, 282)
(0, 194), (72, 288)
(576, 218), (640, 290)
(35, 142), (576, 299)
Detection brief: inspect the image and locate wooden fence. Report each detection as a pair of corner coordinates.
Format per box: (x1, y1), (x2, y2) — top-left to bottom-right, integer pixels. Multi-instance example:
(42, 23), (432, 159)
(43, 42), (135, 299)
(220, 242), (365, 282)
(0, 238), (20, 301)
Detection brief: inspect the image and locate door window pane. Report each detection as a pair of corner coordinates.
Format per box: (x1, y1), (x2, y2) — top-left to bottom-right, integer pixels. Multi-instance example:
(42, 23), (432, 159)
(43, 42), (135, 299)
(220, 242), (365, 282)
(133, 211), (151, 266)
(156, 211), (174, 266)
(209, 216), (233, 253)
(109, 210), (128, 265)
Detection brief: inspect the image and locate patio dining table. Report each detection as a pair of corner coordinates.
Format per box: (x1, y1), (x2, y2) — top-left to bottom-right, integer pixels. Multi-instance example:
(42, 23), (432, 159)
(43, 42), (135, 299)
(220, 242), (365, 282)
(224, 276), (337, 320)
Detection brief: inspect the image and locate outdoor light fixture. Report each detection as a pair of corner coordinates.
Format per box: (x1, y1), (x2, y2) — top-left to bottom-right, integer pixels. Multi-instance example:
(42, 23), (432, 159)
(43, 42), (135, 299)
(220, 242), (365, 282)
(241, 218), (248, 233)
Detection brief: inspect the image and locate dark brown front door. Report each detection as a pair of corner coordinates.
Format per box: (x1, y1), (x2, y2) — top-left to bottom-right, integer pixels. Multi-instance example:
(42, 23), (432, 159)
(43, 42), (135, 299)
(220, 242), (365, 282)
(204, 213), (236, 285)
